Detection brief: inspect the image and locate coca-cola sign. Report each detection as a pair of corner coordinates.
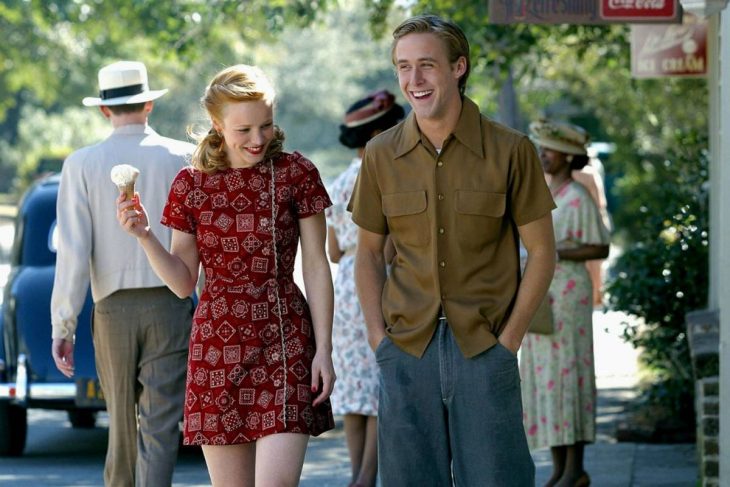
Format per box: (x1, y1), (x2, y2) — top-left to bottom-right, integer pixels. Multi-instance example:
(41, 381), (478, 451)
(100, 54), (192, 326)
(602, 0), (678, 20)
(489, 0), (682, 24)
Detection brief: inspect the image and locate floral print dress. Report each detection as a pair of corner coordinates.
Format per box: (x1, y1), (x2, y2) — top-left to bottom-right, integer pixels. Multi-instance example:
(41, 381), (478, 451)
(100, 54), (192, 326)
(520, 180), (610, 450)
(325, 158), (379, 416)
(161, 152), (335, 445)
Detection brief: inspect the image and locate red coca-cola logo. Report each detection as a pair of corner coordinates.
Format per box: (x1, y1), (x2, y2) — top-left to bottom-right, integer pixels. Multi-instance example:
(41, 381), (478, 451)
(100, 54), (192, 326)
(601, 0), (677, 18)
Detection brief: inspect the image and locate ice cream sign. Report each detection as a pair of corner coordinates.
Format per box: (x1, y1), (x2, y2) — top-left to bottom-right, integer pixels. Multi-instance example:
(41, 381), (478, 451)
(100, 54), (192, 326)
(631, 14), (707, 78)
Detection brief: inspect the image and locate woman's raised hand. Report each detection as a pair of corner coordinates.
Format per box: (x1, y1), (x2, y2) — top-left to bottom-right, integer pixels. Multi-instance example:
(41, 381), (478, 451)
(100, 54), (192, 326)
(116, 192), (151, 239)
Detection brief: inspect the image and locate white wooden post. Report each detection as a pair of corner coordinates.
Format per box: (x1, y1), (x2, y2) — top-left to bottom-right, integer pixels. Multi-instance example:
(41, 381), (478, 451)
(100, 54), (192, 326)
(718, 10), (730, 484)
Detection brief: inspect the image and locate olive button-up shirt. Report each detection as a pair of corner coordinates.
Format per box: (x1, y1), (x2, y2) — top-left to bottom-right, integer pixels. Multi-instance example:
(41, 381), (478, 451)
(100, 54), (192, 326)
(349, 97), (555, 358)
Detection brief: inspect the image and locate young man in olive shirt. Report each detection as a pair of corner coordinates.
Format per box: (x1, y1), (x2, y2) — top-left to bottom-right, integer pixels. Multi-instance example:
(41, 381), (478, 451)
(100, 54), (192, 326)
(349, 15), (556, 486)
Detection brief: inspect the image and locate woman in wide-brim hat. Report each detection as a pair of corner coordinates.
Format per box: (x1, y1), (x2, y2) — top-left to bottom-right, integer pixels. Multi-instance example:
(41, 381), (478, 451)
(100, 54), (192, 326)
(325, 90), (404, 487)
(520, 119), (611, 487)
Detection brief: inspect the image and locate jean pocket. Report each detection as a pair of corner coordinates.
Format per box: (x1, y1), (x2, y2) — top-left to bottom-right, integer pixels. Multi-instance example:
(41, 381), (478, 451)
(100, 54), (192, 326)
(494, 341), (518, 361)
(374, 335), (393, 363)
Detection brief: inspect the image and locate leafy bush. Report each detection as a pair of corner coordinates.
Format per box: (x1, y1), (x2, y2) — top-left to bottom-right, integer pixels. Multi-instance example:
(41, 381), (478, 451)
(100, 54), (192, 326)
(606, 131), (708, 428)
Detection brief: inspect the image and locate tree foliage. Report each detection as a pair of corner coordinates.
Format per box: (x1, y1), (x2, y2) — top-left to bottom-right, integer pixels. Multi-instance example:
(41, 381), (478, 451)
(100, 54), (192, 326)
(0, 0), (338, 191)
(0, 0), (333, 119)
(605, 131), (708, 425)
(1, 0), (404, 192)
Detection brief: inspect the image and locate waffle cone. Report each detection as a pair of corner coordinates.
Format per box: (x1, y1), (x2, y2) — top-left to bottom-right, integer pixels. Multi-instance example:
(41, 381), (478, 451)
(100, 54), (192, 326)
(118, 182), (135, 202)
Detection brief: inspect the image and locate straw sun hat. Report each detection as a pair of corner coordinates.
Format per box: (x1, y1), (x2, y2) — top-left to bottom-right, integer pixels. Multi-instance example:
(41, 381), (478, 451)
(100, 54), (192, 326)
(82, 61), (168, 107)
(529, 118), (590, 156)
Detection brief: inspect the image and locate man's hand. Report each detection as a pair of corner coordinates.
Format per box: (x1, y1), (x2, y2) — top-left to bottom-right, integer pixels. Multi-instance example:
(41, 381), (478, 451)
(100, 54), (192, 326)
(498, 334), (521, 356)
(368, 329), (387, 353)
(51, 338), (75, 378)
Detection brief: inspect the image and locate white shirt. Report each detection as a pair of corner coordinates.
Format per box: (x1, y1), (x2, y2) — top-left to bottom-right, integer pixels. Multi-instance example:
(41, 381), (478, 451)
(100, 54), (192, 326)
(51, 124), (195, 340)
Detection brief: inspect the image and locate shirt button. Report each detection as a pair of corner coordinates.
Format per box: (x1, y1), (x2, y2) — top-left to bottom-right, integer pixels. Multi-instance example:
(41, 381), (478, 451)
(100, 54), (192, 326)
(438, 194), (444, 201)
(439, 261), (446, 268)
(439, 228), (445, 234)
(437, 161), (444, 167)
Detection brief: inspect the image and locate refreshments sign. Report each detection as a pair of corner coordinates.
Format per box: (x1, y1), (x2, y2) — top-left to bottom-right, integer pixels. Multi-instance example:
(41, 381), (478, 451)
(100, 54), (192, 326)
(631, 14), (707, 78)
(489, 0), (682, 24)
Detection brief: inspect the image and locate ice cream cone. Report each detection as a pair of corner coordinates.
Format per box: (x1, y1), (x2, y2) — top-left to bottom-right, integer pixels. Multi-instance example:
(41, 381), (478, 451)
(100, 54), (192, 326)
(118, 182), (136, 201)
(110, 164), (140, 203)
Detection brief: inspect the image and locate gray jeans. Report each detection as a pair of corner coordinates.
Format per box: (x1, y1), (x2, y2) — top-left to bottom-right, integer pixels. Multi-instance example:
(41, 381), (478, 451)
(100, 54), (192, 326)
(375, 319), (534, 486)
(93, 287), (192, 487)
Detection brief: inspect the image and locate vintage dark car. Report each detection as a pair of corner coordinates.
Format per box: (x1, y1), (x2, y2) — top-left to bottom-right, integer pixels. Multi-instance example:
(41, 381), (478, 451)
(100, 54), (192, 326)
(0, 174), (104, 456)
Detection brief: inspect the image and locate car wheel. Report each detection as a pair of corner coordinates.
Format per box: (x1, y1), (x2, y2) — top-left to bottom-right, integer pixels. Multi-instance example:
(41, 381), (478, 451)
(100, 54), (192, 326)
(68, 408), (96, 429)
(0, 400), (28, 456)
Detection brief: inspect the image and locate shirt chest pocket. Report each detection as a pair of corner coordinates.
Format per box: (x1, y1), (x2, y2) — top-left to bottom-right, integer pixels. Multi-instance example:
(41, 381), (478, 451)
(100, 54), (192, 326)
(382, 190), (429, 248)
(455, 190), (506, 250)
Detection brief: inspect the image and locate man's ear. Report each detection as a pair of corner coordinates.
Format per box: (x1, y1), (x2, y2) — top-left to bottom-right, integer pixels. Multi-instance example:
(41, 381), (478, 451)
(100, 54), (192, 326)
(99, 105), (112, 119)
(144, 101), (154, 114)
(453, 56), (467, 78)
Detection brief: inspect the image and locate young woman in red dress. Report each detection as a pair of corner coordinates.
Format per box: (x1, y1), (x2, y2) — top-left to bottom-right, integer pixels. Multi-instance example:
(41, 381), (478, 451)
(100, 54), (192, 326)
(117, 64), (335, 486)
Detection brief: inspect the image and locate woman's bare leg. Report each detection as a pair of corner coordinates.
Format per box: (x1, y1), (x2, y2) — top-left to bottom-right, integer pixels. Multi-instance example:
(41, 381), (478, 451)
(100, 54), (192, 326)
(546, 445), (567, 487)
(255, 432), (309, 487)
(201, 443), (255, 487)
(555, 442), (589, 487)
(344, 414), (367, 483)
(352, 415), (378, 487)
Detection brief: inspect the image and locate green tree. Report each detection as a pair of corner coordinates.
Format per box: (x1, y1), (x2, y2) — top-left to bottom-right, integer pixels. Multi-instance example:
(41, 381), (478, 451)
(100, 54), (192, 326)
(2, 0), (405, 191)
(0, 0), (336, 190)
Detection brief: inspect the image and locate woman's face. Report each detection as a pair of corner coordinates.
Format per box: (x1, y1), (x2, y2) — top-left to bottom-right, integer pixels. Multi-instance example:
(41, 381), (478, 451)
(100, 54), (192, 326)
(214, 99), (274, 168)
(539, 146), (569, 175)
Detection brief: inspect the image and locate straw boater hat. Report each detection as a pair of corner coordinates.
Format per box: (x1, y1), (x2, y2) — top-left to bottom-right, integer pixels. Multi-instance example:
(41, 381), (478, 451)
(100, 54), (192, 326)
(529, 118), (589, 156)
(82, 61), (168, 107)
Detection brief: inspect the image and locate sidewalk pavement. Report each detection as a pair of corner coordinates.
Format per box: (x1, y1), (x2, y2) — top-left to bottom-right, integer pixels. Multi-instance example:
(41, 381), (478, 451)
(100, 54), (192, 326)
(297, 310), (699, 487)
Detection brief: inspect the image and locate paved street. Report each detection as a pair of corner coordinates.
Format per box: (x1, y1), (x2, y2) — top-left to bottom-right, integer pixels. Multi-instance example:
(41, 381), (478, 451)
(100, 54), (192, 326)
(0, 308), (698, 486)
(0, 408), (350, 486)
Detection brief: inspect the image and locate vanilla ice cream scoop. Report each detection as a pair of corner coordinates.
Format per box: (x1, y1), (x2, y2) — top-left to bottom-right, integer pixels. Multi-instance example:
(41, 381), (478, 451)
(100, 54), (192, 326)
(110, 164), (140, 200)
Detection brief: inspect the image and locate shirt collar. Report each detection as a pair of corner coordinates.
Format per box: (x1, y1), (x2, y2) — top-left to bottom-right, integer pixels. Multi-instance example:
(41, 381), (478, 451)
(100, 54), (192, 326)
(394, 96), (485, 159)
(111, 123), (156, 136)
(394, 112), (422, 159)
(452, 97), (485, 158)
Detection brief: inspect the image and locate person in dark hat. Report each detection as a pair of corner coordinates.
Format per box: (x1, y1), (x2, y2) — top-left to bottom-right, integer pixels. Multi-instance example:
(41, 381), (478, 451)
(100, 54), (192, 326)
(326, 90), (404, 487)
(521, 118), (610, 487)
(51, 60), (195, 487)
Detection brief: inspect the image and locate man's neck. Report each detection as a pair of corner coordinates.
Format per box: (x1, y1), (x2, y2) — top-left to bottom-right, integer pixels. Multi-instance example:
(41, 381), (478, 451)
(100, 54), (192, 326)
(415, 97), (462, 151)
(110, 112), (148, 129)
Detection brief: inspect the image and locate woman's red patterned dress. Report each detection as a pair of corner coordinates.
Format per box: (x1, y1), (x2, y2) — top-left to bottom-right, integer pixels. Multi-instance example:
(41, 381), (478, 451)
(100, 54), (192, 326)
(161, 151), (335, 445)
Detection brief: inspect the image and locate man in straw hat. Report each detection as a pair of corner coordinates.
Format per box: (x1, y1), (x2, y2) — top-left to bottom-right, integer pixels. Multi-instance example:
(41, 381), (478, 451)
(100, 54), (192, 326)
(349, 15), (556, 486)
(51, 61), (195, 486)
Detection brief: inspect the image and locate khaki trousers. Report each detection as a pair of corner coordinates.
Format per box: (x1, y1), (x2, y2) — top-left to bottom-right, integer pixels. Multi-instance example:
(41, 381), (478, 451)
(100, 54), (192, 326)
(93, 287), (192, 487)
